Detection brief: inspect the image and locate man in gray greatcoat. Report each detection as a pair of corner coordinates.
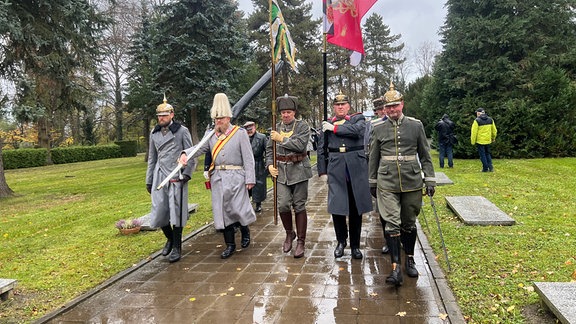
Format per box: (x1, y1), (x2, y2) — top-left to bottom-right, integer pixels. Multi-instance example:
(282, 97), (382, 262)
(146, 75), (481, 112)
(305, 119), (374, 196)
(243, 121), (267, 213)
(146, 96), (196, 263)
(369, 83), (436, 286)
(266, 95), (312, 258)
(317, 92), (373, 260)
(180, 93), (256, 259)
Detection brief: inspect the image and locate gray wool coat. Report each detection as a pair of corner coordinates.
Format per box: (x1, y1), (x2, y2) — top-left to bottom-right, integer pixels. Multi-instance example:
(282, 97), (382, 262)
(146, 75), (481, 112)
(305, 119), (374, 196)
(317, 113), (373, 216)
(146, 122), (196, 228)
(184, 125), (256, 230)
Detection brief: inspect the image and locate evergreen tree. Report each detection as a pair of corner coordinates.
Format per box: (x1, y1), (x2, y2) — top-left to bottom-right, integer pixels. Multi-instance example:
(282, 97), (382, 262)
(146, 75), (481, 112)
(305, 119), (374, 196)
(427, 0), (576, 158)
(152, 0), (251, 140)
(363, 13), (405, 97)
(246, 0), (322, 127)
(0, 0), (108, 163)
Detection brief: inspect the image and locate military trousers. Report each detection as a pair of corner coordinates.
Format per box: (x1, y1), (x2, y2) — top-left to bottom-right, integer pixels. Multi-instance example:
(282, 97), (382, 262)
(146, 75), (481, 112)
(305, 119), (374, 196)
(378, 190), (422, 235)
(277, 180), (309, 213)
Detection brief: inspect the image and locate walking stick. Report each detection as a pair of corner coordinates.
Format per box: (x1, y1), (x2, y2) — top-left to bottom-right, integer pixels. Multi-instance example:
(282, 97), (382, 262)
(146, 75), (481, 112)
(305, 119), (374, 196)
(419, 199), (432, 234)
(429, 195), (452, 272)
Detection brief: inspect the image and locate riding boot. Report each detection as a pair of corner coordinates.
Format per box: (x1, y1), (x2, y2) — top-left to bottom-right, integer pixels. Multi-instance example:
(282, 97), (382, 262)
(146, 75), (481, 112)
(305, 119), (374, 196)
(280, 211), (296, 253)
(240, 225), (250, 248)
(403, 230), (419, 277)
(380, 216), (389, 254)
(385, 234), (403, 286)
(332, 215), (348, 257)
(160, 225), (173, 256)
(349, 214), (363, 259)
(221, 225), (236, 259)
(168, 226), (182, 263)
(294, 210), (307, 258)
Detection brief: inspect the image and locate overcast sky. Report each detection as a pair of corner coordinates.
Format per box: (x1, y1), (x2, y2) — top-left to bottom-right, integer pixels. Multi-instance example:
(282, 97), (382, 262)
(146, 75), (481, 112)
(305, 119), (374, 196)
(237, 0), (447, 58)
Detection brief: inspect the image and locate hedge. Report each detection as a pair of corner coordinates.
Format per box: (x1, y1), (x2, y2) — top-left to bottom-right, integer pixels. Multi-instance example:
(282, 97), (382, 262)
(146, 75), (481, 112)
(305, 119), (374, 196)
(2, 145), (122, 170)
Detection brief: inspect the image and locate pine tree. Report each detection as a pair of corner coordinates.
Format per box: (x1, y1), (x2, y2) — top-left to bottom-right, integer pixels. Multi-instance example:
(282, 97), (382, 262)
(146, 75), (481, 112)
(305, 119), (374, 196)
(427, 0), (576, 158)
(363, 13), (405, 97)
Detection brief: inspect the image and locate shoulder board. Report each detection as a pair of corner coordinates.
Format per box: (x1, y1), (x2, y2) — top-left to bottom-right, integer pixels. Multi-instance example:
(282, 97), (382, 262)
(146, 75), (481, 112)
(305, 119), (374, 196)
(406, 116), (421, 122)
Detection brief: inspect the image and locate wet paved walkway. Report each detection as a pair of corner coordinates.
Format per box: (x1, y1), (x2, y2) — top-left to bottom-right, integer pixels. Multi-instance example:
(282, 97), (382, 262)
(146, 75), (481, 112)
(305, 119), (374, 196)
(39, 176), (464, 323)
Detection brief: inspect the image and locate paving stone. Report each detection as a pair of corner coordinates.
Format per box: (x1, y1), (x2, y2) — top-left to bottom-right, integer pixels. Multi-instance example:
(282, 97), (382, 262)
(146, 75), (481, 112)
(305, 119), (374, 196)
(533, 282), (576, 324)
(0, 279), (17, 301)
(445, 196), (515, 226)
(138, 203), (198, 231)
(37, 176), (465, 324)
(435, 172), (454, 186)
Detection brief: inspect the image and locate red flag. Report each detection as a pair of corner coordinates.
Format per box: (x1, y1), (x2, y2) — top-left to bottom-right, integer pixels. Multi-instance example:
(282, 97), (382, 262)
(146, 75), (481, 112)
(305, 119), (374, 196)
(324, 0), (377, 66)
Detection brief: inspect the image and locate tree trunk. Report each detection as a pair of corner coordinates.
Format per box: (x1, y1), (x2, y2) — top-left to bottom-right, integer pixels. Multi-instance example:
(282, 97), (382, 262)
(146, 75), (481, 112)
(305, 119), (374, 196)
(0, 138), (15, 198)
(143, 116), (150, 162)
(38, 116), (53, 165)
(115, 75), (123, 141)
(189, 107), (199, 144)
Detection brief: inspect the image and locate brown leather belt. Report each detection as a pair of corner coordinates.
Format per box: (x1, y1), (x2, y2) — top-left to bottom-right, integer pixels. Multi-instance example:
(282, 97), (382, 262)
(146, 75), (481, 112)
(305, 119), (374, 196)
(169, 179), (181, 183)
(276, 153), (307, 162)
(328, 146), (364, 153)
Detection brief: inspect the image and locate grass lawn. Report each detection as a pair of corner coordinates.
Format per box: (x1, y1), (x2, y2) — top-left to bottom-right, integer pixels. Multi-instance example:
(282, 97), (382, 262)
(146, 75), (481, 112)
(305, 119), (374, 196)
(1, 152), (575, 323)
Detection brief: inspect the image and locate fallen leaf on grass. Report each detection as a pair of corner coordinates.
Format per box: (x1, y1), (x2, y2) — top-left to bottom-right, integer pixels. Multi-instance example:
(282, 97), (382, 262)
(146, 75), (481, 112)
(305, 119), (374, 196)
(228, 287), (235, 291)
(189, 297), (196, 302)
(396, 311), (407, 317)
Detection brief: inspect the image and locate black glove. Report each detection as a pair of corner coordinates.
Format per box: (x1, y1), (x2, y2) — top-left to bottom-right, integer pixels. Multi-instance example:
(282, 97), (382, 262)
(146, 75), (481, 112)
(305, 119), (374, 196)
(370, 187), (377, 198)
(425, 185), (435, 197)
(182, 174), (191, 183)
(146, 184), (152, 194)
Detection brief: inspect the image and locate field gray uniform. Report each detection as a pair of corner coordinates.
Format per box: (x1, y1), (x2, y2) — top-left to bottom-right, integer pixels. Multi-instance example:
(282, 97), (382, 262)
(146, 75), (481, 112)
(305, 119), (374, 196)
(266, 119), (312, 213)
(146, 121), (195, 228)
(184, 125), (256, 230)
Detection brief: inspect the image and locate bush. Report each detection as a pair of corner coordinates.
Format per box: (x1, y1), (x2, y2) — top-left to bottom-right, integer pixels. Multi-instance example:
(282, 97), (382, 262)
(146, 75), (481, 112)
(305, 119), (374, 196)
(2, 148), (48, 169)
(114, 140), (138, 157)
(52, 145), (122, 164)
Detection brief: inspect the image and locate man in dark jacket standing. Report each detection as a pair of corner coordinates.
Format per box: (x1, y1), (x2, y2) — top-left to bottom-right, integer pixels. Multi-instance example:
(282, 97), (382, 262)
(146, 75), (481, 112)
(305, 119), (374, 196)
(435, 114), (456, 168)
(318, 92), (373, 260)
(244, 121), (267, 213)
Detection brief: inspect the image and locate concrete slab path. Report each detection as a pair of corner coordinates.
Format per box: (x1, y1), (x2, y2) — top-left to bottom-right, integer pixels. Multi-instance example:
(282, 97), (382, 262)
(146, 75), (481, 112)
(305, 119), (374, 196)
(37, 176), (464, 324)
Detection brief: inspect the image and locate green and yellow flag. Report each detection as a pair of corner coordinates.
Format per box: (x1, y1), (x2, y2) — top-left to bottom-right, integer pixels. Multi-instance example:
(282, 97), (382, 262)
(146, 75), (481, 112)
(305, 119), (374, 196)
(270, 0), (297, 71)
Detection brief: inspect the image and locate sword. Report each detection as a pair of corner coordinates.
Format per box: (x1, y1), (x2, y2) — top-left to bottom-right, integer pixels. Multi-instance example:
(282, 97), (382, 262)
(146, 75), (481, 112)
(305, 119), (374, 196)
(156, 129), (214, 190)
(429, 194), (452, 272)
(157, 60), (285, 190)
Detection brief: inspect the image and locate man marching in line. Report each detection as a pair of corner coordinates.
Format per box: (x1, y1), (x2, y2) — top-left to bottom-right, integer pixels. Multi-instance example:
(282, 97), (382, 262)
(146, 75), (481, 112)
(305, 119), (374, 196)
(179, 93), (256, 259)
(367, 96), (389, 255)
(369, 83), (436, 286)
(243, 121), (268, 213)
(266, 94), (313, 258)
(146, 96), (196, 263)
(317, 92), (372, 260)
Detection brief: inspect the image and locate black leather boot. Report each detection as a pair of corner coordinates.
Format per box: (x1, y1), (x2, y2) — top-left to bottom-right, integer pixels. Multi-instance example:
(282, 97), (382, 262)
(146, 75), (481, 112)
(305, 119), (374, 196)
(380, 216), (389, 254)
(332, 215), (348, 258)
(385, 234), (403, 286)
(168, 227), (182, 263)
(403, 230), (419, 277)
(294, 210), (307, 258)
(221, 225), (236, 259)
(349, 214), (363, 259)
(160, 225), (173, 256)
(240, 225), (250, 248)
(280, 212), (296, 253)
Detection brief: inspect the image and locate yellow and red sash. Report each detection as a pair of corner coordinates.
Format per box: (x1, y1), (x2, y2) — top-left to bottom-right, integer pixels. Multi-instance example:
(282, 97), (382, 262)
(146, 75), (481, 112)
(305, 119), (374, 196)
(208, 126), (239, 172)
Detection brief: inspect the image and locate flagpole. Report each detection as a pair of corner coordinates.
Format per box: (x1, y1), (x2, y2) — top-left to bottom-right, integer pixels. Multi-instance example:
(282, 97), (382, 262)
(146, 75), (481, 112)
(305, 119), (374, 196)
(322, 32), (329, 171)
(269, 0), (278, 226)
